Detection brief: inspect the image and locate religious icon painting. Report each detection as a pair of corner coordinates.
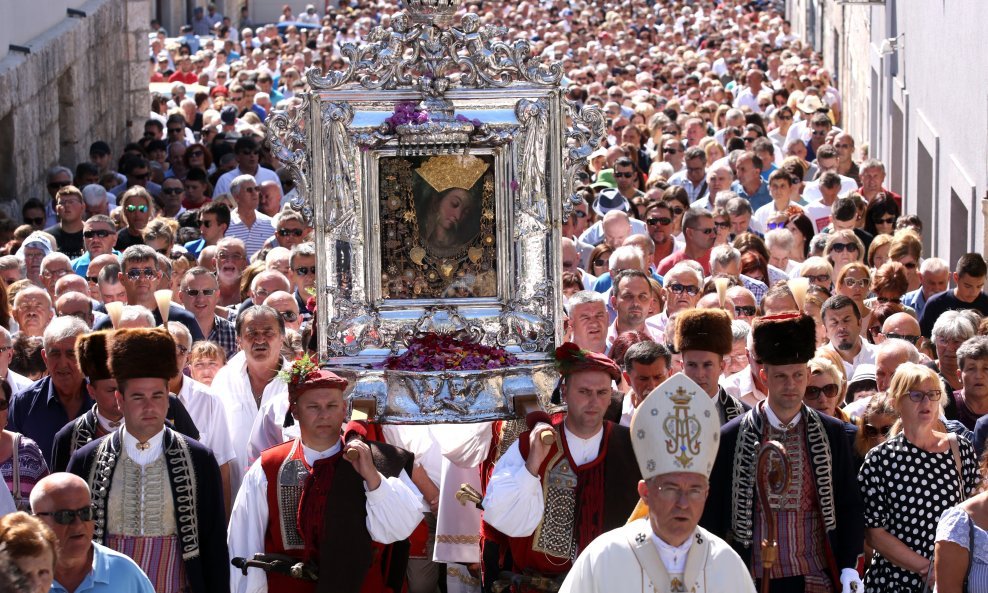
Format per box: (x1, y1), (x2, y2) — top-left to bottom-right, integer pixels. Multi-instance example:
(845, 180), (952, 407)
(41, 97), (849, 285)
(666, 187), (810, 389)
(378, 153), (497, 300)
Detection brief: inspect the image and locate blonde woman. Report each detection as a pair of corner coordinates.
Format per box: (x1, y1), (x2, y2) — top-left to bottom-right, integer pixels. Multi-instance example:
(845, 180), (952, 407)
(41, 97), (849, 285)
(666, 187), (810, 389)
(858, 363), (981, 593)
(805, 356), (849, 421)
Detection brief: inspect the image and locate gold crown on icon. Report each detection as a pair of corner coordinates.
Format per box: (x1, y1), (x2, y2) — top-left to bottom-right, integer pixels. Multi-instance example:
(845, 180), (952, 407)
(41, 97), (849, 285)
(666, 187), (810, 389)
(415, 155), (489, 193)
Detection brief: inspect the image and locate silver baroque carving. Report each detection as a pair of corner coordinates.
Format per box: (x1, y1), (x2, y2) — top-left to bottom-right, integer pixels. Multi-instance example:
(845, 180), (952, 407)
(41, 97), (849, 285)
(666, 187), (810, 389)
(562, 100), (606, 217)
(266, 94), (312, 220)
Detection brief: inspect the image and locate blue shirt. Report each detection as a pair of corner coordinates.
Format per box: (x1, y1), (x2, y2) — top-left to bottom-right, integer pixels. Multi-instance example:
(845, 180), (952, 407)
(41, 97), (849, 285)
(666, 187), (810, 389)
(731, 179), (773, 212)
(71, 250), (121, 276)
(7, 376), (92, 466)
(184, 237), (207, 258)
(901, 287), (929, 319)
(52, 542), (155, 593)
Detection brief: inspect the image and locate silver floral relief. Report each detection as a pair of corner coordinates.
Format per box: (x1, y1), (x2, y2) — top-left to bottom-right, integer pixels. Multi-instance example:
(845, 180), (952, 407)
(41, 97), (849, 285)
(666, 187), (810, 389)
(305, 9), (560, 94)
(562, 100), (606, 217)
(266, 93), (312, 219)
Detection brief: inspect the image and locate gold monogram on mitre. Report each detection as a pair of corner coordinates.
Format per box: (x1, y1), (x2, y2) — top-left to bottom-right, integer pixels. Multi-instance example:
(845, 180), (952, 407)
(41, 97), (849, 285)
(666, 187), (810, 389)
(663, 387), (703, 469)
(415, 155), (490, 193)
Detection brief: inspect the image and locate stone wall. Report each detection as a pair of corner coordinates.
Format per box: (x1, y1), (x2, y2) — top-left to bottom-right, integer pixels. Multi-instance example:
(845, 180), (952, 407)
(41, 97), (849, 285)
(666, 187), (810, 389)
(0, 0), (149, 220)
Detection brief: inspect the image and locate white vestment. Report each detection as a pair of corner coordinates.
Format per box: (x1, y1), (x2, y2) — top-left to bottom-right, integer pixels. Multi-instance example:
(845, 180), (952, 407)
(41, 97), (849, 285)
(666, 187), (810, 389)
(176, 375), (236, 466)
(560, 520), (755, 593)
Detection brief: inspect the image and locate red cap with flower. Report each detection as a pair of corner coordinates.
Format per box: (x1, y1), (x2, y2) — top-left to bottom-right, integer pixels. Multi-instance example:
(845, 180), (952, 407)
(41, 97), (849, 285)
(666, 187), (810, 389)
(279, 354), (349, 405)
(554, 342), (621, 382)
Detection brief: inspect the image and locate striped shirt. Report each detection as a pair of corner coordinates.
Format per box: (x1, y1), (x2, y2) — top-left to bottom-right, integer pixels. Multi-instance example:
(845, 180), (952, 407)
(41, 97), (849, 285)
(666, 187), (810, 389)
(225, 209), (274, 259)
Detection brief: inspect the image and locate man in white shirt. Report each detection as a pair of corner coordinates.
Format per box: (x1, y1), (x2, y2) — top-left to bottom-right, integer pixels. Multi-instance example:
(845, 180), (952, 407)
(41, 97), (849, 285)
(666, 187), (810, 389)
(618, 341), (671, 427)
(820, 294), (877, 378)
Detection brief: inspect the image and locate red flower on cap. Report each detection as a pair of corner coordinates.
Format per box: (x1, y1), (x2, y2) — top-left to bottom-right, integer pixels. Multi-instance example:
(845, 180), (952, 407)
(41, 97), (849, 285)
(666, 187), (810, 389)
(279, 354), (348, 404)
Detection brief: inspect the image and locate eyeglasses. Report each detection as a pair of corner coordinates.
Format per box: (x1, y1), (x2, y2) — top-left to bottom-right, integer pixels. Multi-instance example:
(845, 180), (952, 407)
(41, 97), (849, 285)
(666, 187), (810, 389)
(593, 258), (608, 268)
(294, 266), (315, 276)
(875, 216), (896, 225)
(167, 127), (184, 134)
(876, 296), (901, 304)
(184, 288), (216, 297)
(218, 252), (245, 261)
(668, 283), (699, 296)
(743, 136), (758, 143)
(83, 229), (113, 239)
(803, 273), (830, 284)
(829, 242), (859, 254)
(238, 149), (260, 156)
(162, 187), (184, 195)
(57, 198), (82, 207)
(884, 332), (921, 345)
(668, 206), (685, 216)
(662, 147), (681, 154)
(646, 217), (672, 227)
(688, 226), (715, 235)
(652, 484), (707, 502)
(907, 389), (942, 403)
(767, 221), (786, 230)
(842, 277), (869, 289)
(613, 171), (636, 178)
(735, 305), (757, 317)
(24, 217), (44, 226)
(778, 115), (793, 121)
(714, 221), (730, 230)
(279, 310), (299, 322)
(189, 150), (204, 157)
(811, 130), (828, 137)
(35, 506), (94, 525)
(48, 181), (71, 190)
(901, 261), (918, 270)
(804, 383), (839, 400)
(126, 268), (157, 280)
(863, 423), (892, 437)
(278, 228), (304, 237)
(126, 204), (149, 213)
(199, 220), (215, 228)
(176, 344), (189, 355)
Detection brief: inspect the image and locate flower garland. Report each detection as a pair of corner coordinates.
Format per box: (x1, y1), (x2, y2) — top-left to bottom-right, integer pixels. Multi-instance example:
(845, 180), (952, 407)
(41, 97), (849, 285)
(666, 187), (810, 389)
(382, 332), (519, 371)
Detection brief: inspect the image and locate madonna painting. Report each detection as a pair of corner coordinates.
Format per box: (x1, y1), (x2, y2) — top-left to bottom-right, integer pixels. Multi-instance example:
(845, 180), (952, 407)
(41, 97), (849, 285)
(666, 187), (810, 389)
(378, 153), (497, 300)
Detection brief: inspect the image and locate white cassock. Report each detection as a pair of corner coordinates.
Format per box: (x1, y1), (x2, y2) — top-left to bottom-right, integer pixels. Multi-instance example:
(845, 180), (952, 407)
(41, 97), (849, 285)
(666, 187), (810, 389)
(227, 439), (428, 593)
(560, 519), (755, 593)
(212, 355), (288, 495)
(175, 375), (236, 467)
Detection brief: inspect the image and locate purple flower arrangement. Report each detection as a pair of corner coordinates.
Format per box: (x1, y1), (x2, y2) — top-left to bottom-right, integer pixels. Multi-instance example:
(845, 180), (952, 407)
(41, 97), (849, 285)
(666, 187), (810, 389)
(384, 101), (430, 130)
(382, 333), (520, 371)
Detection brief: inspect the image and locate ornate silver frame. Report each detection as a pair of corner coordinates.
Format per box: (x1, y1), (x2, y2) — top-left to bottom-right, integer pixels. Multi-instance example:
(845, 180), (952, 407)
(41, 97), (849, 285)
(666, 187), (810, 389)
(267, 3), (604, 421)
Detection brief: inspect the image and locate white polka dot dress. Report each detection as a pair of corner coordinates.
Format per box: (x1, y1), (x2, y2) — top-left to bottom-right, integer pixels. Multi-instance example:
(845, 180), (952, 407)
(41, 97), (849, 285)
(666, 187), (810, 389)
(857, 433), (981, 593)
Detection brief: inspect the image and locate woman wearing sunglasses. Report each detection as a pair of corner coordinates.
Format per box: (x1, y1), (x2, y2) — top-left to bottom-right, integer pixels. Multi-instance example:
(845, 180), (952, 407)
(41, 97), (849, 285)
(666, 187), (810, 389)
(863, 193), (900, 237)
(0, 381), (47, 512)
(836, 262), (873, 336)
(805, 356), (850, 422)
(858, 363), (981, 593)
(114, 187), (156, 252)
(824, 229), (865, 277)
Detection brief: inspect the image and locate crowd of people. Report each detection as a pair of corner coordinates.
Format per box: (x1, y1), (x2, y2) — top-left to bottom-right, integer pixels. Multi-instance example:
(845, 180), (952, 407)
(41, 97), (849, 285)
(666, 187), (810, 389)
(1, 0), (988, 593)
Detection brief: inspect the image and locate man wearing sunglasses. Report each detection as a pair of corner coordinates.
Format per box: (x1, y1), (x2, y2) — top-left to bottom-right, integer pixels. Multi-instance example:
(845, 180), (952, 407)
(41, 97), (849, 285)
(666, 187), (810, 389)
(109, 156), (161, 202)
(184, 202), (230, 259)
(642, 200), (676, 268)
(66, 328), (229, 593)
(657, 207), (716, 276)
(93, 245), (204, 341)
(213, 137), (283, 199)
(289, 242), (317, 317)
(263, 291), (302, 332)
(43, 166), (74, 227)
(31, 473), (156, 593)
(70, 215), (119, 276)
(180, 267), (237, 360)
(702, 313), (864, 593)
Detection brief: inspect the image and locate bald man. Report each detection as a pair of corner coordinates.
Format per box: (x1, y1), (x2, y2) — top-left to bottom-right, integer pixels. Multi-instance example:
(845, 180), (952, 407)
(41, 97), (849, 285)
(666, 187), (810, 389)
(30, 473), (155, 593)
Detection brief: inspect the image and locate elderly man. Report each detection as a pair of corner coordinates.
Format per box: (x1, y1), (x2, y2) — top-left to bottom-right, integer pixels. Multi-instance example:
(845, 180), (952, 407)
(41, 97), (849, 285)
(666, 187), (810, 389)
(179, 267), (238, 360)
(561, 372), (753, 593)
(901, 257), (949, 319)
(17, 231), (53, 285)
(81, 183), (113, 218)
(645, 261), (703, 341)
(213, 236), (247, 307)
(857, 159), (902, 207)
(843, 338), (922, 419)
(578, 209), (647, 248)
(618, 340), (671, 427)
(41, 253), (75, 300)
(703, 313), (864, 593)
(657, 208), (716, 276)
(30, 473), (156, 593)
(214, 137), (282, 198)
(228, 362), (425, 593)
(12, 285), (54, 338)
(482, 344), (642, 588)
(67, 328), (229, 593)
(820, 295), (876, 378)
(70, 215), (118, 276)
(238, 270), (292, 316)
(674, 308), (749, 425)
(264, 291), (302, 332)
(93, 245), (203, 340)
(566, 291), (608, 354)
(55, 292), (95, 328)
(224, 175), (276, 259)
(7, 316), (90, 464)
(211, 305), (289, 492)
(258, 180), (283, 217)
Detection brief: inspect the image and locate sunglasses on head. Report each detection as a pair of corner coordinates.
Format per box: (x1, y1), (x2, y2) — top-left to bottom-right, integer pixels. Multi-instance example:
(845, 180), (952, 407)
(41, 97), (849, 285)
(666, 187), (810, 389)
(126, 204), (148, 213)
(278, 228), (304, 237)
(829, 242), (858, 253)
(35, 506), (94, 525)
(804, 383), (839, 400)
(646, 216), (672, 226)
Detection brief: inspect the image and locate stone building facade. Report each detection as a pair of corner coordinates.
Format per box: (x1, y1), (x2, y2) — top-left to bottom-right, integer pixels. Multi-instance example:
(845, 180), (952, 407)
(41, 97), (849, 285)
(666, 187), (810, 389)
(0, 0), (149, 219)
